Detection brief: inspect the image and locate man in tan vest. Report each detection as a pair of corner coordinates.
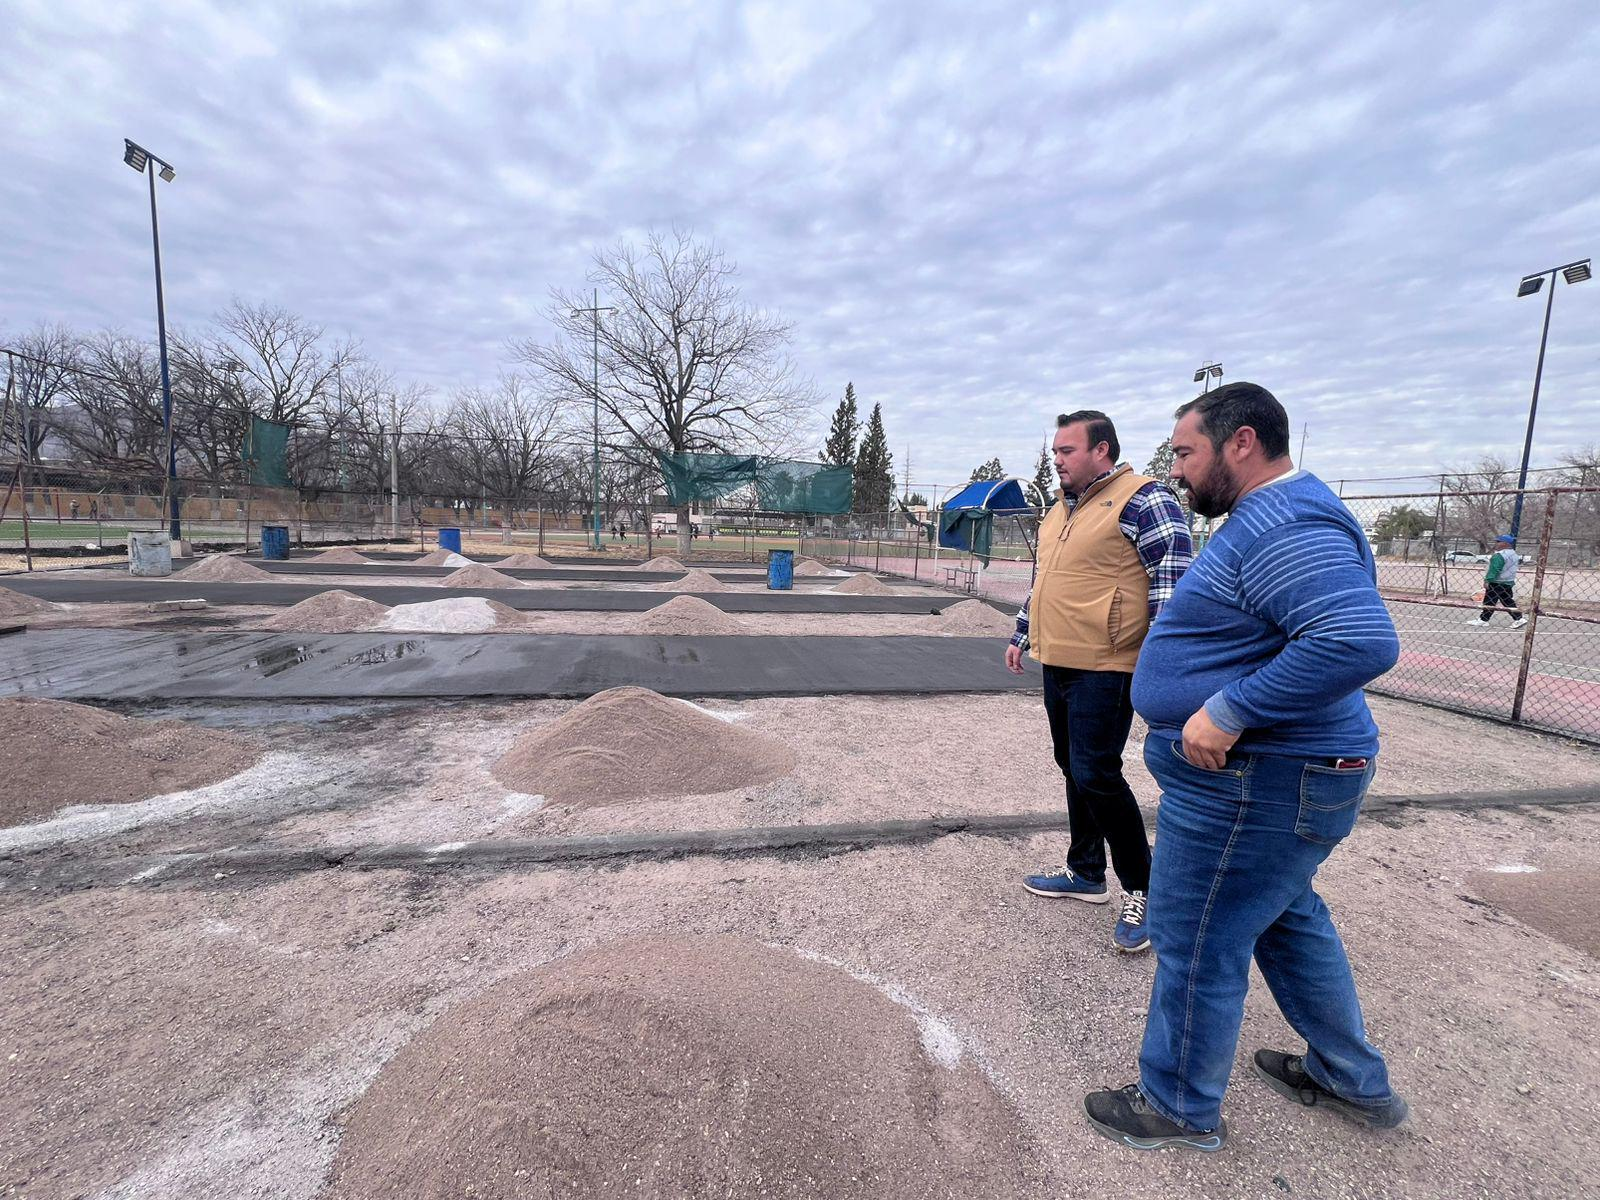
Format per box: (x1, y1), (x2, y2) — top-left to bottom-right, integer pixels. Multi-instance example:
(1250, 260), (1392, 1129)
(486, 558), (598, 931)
(1004, 411), (1194, 952)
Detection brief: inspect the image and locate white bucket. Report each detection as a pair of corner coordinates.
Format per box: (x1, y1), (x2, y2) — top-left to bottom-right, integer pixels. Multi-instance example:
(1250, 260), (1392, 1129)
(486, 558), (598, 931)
(129, 532), (173, 577)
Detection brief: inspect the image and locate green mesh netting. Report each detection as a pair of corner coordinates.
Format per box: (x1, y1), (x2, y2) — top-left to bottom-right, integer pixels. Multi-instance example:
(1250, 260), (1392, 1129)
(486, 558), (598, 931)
(654, 452), (853, 514)
(243, 416), (292, 487)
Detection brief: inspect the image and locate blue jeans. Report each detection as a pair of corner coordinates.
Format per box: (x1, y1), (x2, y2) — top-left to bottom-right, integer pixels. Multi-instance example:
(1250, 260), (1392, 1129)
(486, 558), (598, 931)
(1138, 736), (1394, 1131)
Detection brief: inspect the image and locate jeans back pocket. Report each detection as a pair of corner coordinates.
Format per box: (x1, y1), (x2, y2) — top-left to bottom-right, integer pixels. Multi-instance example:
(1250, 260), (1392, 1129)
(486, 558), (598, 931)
(1296, 760), (1376, 845)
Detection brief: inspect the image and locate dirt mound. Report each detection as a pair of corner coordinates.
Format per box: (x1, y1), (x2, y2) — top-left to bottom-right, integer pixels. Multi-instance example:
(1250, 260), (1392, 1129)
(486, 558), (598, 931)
(0, 586), (55, 619)
(438, 564), (524, 590)
(263, 589), (390, 633)
(414, 549), (473, 567)
(794, 559), (834, 576)
(924, 599), (1016, 636)
(305, 547), (369, 565)
(0, 697), (262, 830)
(327, 936), (1030, 1200)
(830, 573), (894, 595)
(180, 554), (271, 582)
(498, 553), (551, 568)
(376, 597), (523, 633)
(648, 567), (730, 593)
(628, 596), (747, 635)
(493, 687), (791, 803)
(644, 555), (686, 571)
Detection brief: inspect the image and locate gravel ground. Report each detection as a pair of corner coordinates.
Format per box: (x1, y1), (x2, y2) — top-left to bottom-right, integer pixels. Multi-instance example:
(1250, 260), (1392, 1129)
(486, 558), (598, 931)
(2, 804), (1598, 1199)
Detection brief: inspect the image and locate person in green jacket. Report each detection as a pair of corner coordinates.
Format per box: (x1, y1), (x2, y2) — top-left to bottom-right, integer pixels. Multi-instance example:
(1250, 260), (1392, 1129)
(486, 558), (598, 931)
(1467, 534), (1525, 629)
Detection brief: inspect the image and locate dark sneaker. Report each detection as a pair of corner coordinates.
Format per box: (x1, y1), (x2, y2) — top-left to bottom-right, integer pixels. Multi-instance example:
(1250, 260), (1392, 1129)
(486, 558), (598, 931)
(1252, 1050), (1410, 1129)
(1084, 1085), (1226, 1151)
(1113, 890), (1150, 953)
(1022, 867), (1110, 903)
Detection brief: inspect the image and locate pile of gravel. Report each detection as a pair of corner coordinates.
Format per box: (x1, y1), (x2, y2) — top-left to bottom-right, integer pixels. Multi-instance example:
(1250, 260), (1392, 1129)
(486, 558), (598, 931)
(414, 549), (473, 567)
(326, 936), (1030, 1200)
(626, 595), (747, 635)
(180, 554), (271, 582)
(498, 553), (551, 568)
(0, 586), (54, 619)
(305, 547), (369, 565)
(644, 555), (686, 571)
(830, 573), (894, 595)
(376, 597), (524, 633)
(923, 599), (1016, 636)
(438, 564), (524, 590)
(0, 697), (262, 830)
(492, 686), (792, 803)
(794, 560), (834, 577)
(649, 568), (731, 593)
(263, 589), (390, 633)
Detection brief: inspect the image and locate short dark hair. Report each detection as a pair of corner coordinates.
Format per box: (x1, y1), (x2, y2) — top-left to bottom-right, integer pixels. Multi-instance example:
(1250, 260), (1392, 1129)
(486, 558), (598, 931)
(1056, 409), (1120, 461)
(1174, 382), (1290, 459)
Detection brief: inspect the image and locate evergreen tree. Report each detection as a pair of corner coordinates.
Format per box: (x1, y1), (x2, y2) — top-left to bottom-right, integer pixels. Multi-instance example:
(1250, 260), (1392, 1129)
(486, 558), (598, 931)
(905, 491), (929, 508)
(1032, 445), (1054, 501)
(853, 403), (894, 514)
(968, 456), (1004, 482)
(1145, 437), (1190, 515)
(821, 382), (860, 467)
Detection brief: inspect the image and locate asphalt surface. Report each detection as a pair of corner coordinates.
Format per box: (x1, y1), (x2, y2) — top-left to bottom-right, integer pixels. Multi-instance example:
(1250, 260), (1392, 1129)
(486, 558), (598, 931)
(230, 560), (868, 586)
(0, 575), (957, 613)
(0, 629), (1041, 700)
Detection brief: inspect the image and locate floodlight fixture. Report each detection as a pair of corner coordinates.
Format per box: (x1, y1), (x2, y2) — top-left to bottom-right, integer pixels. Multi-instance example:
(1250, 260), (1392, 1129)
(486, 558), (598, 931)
(1517, 275), (1543, 298)
(158, 164), (175, 182)
(123, 139), (148, 172)
(1562, 260), (1591, 285)
(1193, 361), (1224, 392)
(1192, 368), (1205, 383)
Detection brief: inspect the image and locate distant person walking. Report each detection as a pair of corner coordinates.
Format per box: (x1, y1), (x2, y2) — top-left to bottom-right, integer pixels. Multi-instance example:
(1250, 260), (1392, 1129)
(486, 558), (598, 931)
(1004, 410), (1193, 953)
(1468, 535), (1524, 628)
(1084, 382), (1408, 1152)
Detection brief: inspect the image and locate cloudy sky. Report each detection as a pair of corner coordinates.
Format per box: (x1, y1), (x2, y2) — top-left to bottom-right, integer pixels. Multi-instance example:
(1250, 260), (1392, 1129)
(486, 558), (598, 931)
(4, 0), (1598, 497)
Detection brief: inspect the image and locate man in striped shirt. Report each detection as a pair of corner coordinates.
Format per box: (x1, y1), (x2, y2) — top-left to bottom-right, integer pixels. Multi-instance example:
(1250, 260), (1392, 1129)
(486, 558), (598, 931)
(1004, 410), (1193, 953)
(1084, 382), (1409, 1152)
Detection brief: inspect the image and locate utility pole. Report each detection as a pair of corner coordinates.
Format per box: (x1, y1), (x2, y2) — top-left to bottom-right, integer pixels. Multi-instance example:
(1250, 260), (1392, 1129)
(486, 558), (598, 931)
(571, 290), (615, 551)
(1298, 423), (1308, 465)
(389, 393), (400, 538)
(903, 442), (911, 501)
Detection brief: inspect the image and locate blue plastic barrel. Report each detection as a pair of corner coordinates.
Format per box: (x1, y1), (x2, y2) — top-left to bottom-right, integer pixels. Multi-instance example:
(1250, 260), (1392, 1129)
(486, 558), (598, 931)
(438, 527), (462, 553)
(261, 525), (290, 560)
(767, 548), (794, 591)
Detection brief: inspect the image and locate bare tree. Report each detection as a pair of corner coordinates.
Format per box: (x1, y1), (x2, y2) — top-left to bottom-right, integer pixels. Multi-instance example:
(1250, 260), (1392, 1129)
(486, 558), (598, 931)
(55, 331), (166, 472)
(517, 230), (814, 555)
(447, 375), (566, 522)
(1443, 456), (1520, 550)
(2, 324), (81, 477)
(217, 300), (342, 427)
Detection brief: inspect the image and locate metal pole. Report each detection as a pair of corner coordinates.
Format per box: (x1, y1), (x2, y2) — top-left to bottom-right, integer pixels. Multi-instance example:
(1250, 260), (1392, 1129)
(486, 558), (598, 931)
(591, 288), (602, 552)
(389, 398), (400, 539)
(146, 160), (180, 543)
(1510, 492), (1558, 723)
(1511, 275), (1557, 540)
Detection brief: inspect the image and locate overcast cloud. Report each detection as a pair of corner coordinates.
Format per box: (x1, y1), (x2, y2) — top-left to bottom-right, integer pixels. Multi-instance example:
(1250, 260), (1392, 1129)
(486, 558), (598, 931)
(3, 0), (1598, 496)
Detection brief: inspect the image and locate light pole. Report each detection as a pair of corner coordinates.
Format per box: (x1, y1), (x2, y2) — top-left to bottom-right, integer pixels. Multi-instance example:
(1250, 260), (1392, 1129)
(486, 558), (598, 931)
(1192, 362), (1223, 393)
(123, 138), (181, 542)
(1511, 258), (1591, 539)
(571, 290), (614, 551)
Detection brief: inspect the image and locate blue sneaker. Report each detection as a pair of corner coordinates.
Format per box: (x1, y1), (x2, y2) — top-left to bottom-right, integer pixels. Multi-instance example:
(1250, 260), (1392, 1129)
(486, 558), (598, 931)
(1113, 890), (1150, 953)
(1022, 867), (1110, 903)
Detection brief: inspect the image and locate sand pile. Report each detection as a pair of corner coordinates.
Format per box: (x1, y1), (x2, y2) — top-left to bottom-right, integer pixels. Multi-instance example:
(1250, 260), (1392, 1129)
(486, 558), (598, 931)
(831, 573), (894, 595)
(263, 589), (390, 633)
(0, 697), (262, 830)
(498, 553), (551, 568)
(0, 585), (55, 619)
(924, 599), (1017, 636)
(180, 554), (271, 582)
(794, 559), (834, 577)
(327, 936), (1030, 1200)
(649, 567), (730, 593)
(305, 547), (369, 565)
(414, 549), (474, 567)
(644, 555), (686, 571)
(628, 596), (747, 635)
(438, 564), (524, 590)
(376, 597), (523, 633)
(493, 687), (792, 803)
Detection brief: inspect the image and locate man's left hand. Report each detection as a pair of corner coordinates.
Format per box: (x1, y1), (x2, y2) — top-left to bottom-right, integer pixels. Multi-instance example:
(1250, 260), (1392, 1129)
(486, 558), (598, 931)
(1181, 708), (1239, 771)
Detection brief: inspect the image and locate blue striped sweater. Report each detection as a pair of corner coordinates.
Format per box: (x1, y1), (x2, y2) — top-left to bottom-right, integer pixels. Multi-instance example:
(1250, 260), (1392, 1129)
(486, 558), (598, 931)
(1131, 471), (1399, 758)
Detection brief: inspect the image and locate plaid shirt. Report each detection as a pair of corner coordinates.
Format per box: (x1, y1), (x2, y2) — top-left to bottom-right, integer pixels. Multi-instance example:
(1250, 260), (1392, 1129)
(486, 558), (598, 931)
(1011, 470), (1193, 649)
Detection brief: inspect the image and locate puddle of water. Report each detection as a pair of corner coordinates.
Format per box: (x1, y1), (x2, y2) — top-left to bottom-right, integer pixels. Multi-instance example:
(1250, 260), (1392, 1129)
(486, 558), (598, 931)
(340, 640), (423, 666)
(248, 643), (332, 677)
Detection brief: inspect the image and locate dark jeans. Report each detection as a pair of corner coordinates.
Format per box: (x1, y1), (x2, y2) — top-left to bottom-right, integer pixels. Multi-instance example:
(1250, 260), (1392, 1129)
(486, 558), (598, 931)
(1480, 580), (1522, 621)
(1041, 665), (1151, 893)
(1138, 738), (1394, 1131)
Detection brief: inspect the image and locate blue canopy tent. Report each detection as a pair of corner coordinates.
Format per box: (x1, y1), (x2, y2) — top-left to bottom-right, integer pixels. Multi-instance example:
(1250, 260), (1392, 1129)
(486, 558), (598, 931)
(937, 478), (1039, 565)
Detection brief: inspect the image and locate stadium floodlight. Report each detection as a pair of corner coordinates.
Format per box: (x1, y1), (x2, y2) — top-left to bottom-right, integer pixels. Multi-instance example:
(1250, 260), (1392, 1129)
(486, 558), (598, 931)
(1193, 361), (1223, 392)
(123, 136), (182, 541)
(1192, 368), (1206, 383)
(1510, 257), (1593, 538)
